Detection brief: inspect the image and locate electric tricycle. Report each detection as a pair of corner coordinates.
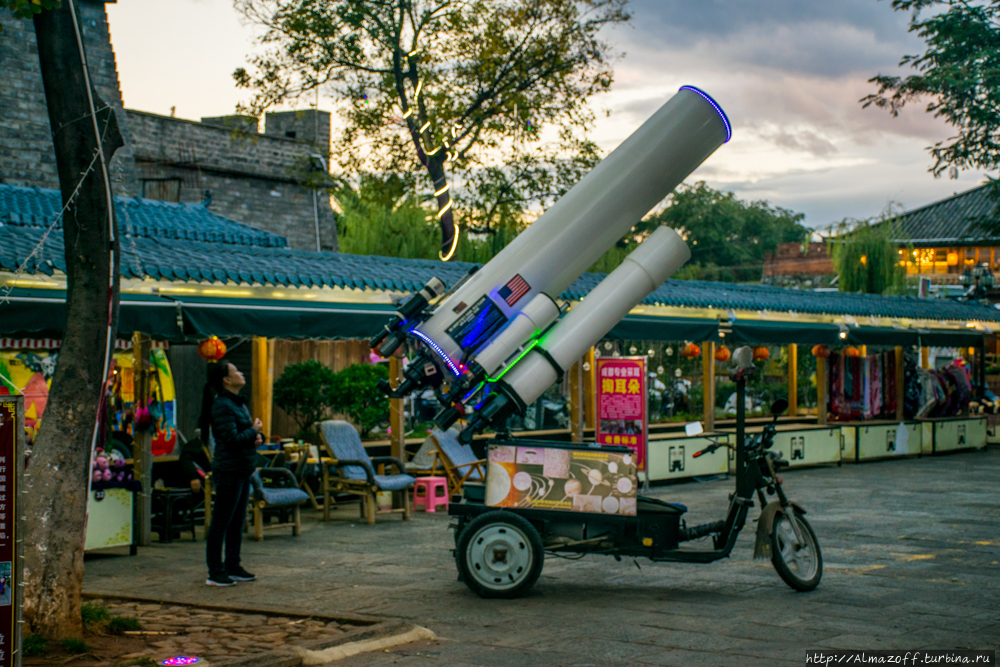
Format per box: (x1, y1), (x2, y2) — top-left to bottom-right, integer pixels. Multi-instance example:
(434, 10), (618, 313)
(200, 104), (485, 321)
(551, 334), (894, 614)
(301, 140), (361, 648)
(449, 359), (823, 598)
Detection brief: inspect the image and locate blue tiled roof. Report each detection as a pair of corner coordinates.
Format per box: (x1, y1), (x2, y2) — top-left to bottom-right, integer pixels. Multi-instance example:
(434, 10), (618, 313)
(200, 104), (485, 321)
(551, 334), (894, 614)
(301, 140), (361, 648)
(3, 184), (999, 323)
(892, 183), (1000, 246)
(0, 184), (287, 248)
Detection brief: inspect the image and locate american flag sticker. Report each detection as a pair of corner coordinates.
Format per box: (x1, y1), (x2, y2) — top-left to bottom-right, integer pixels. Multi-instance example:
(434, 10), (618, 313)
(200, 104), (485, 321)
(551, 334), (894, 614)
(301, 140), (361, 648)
(497, 274), (530, 306)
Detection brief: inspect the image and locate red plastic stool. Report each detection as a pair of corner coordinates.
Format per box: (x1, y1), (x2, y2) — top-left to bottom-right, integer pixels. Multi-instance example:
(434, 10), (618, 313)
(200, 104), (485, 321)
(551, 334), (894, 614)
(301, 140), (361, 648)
(412, 476), (449, 512)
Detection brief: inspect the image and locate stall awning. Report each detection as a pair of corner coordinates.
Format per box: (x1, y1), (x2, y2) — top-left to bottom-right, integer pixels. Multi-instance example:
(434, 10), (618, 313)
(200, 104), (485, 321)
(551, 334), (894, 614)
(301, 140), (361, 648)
(0, 288), (396, 341)
(729, 320), (840, 346)
(606, 316), (721, 343)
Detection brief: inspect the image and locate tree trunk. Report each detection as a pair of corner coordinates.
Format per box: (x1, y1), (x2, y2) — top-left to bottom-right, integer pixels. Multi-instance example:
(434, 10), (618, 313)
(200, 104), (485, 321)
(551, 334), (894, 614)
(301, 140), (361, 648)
(427, 159), (456, 260)
(23, 1), (123, 639)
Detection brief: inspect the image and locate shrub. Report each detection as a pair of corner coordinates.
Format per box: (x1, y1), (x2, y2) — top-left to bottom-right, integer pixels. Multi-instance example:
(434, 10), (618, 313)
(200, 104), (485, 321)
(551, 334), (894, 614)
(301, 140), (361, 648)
(61, 638), (89, 654)
(273, 360), (338, 433)
(108, 616), (142, 635)
(23, 635), (48, 656)
(81, 602), (110, 632)
(329, 363), (389, 437)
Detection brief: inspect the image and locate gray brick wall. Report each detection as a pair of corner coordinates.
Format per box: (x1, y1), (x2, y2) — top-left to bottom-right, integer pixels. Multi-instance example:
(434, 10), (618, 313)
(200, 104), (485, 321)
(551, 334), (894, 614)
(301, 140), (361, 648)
(0, 1), (137, 196)
(127, 110), (338, 251)
(0, 2), (338, 252)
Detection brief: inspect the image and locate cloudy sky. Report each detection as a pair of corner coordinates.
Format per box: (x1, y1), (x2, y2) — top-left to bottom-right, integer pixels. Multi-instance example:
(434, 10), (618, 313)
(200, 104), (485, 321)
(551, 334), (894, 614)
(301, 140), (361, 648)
(106, 0), (990, 229)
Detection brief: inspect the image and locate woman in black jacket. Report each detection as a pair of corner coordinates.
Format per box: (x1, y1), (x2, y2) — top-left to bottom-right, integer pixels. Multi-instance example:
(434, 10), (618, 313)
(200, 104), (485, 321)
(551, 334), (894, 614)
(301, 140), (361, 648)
(202, 361), (262, 586)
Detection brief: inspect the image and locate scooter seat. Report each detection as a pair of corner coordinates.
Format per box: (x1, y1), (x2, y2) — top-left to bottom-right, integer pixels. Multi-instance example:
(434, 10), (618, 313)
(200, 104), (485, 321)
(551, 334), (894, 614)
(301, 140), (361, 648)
(636, 496), (687, 515)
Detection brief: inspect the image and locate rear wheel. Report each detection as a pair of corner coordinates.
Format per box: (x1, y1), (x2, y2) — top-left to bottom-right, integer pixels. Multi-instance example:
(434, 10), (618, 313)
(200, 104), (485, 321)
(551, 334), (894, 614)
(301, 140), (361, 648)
(456, 511), (543, 599)
(770, 511), (822, 592)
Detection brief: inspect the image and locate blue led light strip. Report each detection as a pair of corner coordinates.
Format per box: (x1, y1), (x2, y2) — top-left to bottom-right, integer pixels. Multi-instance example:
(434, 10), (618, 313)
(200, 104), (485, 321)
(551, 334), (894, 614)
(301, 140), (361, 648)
(679, 86), (731, 143)
(409, 329), (461, 376)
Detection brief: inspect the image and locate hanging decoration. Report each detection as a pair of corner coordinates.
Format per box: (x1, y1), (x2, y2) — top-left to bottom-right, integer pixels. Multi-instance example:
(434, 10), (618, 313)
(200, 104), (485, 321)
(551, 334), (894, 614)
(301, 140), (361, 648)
(843, 346), (860, 357)
(680, 343), (701, 358)
(811, 344), (831, 358)
(714, 345), (731, 363)
(752, 346), (770, 361)
(198, 336), (227, 361)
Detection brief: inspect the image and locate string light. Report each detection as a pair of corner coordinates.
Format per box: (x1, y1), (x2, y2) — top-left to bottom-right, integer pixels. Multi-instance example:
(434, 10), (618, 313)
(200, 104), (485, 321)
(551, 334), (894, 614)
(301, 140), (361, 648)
(435, 200), (453, 218)
(402, 107), (413, 119)
(434, 184), (450, 196)
(425, 145), (442, 156)
(439, 226), (460, 261)
(414, 80), (422, 97)
(419, 121), (430, 133)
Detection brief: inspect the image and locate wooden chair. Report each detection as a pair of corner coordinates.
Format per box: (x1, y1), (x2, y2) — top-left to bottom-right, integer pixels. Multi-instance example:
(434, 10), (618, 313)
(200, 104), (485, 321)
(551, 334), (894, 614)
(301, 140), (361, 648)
(318, 420), (414, 525)
(248, 468), (309, 541)
(429, 428), (487, 497)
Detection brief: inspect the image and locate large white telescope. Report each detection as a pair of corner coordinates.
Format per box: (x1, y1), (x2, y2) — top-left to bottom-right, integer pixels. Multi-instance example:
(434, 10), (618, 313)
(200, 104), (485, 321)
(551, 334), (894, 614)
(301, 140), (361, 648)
(371, 85), (730, 420)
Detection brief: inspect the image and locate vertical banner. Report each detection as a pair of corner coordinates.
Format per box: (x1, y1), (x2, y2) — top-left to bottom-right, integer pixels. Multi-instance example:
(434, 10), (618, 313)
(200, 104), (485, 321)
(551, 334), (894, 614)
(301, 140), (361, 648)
(595, 357), (648, 470)
(0, 396), (23, 667)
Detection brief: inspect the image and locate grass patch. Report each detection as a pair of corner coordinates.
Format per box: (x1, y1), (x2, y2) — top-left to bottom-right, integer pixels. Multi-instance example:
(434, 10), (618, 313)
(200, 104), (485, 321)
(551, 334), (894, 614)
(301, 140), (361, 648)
(22, 635), (48, 657)
(81, 602), (111, 633)
(108, 616), (142, 635)
(60, 638), (89, 654)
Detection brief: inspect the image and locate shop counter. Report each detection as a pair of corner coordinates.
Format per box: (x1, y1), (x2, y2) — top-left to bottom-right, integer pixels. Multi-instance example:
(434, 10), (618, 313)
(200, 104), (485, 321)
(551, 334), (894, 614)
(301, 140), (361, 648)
(84, 488), (136, 554)
(646, 432), (730, 482)
(722, 424), (843, 472)
(925, 416), (987, 453)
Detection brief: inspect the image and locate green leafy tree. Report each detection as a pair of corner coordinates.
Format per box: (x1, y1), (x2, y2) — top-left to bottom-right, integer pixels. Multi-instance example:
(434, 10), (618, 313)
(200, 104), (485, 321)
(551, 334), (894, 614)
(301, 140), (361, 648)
(234, 0), (627, 259)
(590, 182), (808, 280)
(329, 363), (390, 437)
(830, 209), (909, 295)
(862, 0), (1000, 180)
(273, 360), (338, 434)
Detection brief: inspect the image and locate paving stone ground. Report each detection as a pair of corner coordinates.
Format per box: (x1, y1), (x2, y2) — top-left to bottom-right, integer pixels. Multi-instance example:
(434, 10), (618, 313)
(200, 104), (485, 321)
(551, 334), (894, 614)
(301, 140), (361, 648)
(84, 599), (356, 664)
(85, 446), (1000, 666)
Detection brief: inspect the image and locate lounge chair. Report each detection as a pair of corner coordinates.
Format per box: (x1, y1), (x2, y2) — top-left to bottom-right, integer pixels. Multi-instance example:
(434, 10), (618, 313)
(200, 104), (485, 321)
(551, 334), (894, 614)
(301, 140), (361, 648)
(318, 420), (414, 525)
(429, 427), (486, 497)
(249, 467), (310, 541)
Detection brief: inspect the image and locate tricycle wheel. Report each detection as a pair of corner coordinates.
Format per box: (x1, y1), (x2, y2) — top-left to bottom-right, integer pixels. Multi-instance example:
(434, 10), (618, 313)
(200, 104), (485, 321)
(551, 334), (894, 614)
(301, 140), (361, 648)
(456, 511), (543, 599)
(770, 511), (822, 592)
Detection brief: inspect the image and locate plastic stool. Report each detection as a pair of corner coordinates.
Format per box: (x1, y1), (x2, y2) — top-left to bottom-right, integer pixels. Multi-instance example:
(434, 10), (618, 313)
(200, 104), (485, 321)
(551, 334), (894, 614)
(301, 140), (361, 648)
(412, 476), (449, 512)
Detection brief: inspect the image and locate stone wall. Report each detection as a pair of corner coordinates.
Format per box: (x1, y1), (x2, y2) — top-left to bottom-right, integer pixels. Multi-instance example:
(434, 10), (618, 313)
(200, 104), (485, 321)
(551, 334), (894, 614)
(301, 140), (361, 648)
(0, 1), (137, 195)
(127, 110), (338, 251)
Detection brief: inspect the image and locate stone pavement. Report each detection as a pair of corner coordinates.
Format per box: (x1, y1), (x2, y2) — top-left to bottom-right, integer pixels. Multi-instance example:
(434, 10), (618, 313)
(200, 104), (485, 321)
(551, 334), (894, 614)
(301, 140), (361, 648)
(85, 447), (1000, 666)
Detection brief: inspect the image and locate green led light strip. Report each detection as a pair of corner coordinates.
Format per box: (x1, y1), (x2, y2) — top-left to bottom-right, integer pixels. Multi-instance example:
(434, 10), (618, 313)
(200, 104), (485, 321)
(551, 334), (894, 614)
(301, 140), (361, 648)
(487, 339), (540, 383)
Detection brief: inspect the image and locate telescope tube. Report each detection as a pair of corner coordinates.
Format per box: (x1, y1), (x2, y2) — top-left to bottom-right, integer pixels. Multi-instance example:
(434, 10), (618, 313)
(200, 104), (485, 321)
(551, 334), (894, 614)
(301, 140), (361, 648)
(413, 86), (730, 365)
(460, 226), (691, 439)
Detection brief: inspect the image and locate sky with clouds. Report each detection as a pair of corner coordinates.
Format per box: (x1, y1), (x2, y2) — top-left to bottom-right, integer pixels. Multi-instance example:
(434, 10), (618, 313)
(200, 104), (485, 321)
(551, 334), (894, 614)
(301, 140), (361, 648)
(106, 0), (990, 229)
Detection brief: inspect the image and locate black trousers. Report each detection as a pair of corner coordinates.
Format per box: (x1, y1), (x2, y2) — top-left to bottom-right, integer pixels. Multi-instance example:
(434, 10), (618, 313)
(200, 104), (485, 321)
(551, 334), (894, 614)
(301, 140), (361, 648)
(206, 469), (251, 576)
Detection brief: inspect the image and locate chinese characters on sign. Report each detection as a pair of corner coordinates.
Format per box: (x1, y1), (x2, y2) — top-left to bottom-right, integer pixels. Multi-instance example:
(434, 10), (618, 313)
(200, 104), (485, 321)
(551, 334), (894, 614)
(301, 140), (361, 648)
(595, 357), (648, 470)
(0, 399), (18, 667)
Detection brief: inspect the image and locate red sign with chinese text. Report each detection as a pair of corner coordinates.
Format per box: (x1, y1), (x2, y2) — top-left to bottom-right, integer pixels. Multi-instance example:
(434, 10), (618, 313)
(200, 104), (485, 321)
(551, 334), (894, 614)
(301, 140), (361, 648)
(595, 357), (647, 470)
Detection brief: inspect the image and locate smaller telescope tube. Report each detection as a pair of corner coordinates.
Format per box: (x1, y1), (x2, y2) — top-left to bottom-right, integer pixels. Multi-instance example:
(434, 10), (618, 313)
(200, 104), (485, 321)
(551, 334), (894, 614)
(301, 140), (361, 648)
(472, 293), (560, 376)
(461, 226), (690, 438)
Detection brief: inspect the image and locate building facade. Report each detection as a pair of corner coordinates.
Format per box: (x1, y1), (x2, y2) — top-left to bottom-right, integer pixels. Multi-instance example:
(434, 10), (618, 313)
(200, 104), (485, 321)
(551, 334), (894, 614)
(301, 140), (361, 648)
(0, 1), (338, 251)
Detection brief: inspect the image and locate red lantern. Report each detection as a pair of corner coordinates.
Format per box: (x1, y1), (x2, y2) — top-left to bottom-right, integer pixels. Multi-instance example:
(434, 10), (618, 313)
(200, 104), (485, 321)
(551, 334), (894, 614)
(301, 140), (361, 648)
(752, 346), (770, 361)
(198, 336), (227, 361)
(714, 345), (731, 363)
(843, 346), (860, 357)
(680, 343), (701, 358)
(811, 344), (831, 358)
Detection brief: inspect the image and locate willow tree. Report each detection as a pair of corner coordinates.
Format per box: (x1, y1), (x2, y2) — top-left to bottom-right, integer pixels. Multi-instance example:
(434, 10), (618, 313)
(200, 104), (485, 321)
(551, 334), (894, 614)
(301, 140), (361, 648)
(234, 0), (628, 259)
(830, 209), (909, 295)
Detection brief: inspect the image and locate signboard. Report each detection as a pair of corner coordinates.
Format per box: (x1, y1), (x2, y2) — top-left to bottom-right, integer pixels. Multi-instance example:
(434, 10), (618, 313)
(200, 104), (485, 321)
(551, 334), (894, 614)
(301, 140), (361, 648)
(594, 357), (648, 470)
(486, 444), (638, 515)
(0, 396), (23, 667)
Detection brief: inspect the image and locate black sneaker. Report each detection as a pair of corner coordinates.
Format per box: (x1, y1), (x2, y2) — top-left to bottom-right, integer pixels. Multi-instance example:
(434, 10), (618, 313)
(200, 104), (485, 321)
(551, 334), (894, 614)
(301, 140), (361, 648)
(206, 573), (236, 587)
(228, 567), (256, 582)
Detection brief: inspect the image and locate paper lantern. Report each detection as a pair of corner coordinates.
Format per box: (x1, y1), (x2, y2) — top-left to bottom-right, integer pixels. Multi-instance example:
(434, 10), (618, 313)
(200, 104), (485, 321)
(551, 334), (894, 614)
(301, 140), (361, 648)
(752, 346), (770, 361)
(714, 345), (731, 363)
(680, 343), (701, 358)
(198, 336), (227, 361)
(811, 344), (831, 358)
(843, 346), (860, 357)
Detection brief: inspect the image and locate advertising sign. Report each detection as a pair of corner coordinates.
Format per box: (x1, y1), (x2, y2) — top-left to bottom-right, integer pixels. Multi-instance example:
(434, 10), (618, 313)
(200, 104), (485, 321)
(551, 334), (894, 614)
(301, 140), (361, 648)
(485, 444), (638, 515)
(0, 396), (23, 667)
(595, 357), (648, 470)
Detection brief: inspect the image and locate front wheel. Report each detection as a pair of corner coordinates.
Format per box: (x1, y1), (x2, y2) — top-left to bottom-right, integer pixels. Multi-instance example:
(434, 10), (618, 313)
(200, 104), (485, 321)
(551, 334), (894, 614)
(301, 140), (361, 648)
(770, 511), (822, 591)
(456, 511), (544, 599)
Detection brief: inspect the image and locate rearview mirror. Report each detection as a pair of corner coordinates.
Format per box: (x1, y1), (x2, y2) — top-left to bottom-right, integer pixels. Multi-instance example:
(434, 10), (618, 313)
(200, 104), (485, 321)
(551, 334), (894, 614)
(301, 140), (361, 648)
(771, 398), (789, 416)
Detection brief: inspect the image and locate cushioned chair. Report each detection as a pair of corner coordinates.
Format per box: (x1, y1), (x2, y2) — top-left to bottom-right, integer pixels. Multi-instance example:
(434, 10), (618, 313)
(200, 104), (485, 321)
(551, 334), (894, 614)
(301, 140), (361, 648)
(318, 420), (414, 525)
(429, 428), (486, 497)
(249, 468), (310, 541)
